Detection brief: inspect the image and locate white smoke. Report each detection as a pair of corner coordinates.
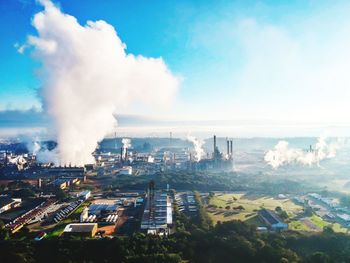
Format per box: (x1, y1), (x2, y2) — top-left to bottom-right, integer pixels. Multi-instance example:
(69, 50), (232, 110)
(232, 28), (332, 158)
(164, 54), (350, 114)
(122, 138), (131, 149)
(25, 137), (59, 165)
(187, 135), (205, 162)
(22, 0), (179, 166)
(24, 137), (41, 156)
(36, 148), (59, 165)
(264, 137), (340, 169)
(121, 138), (131, 159)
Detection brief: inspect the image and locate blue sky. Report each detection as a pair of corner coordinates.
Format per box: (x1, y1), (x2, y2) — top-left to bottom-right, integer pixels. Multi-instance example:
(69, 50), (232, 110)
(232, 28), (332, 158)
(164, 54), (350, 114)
(1, 0), (350, 136)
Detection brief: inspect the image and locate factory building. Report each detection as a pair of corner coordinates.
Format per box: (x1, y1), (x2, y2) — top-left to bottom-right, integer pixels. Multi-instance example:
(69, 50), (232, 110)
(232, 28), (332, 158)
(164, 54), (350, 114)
(258, 209), (288, 230)
(141, 181), (172, 235)
(88, 203), (118, 216)
(48, 166), (85, 176)
(51, 177), (80, 189)
(0, 196), (21, 214)
(78, 190), (91, 201)
(63, 223), (98, 238)
(186, 135), (234, 172)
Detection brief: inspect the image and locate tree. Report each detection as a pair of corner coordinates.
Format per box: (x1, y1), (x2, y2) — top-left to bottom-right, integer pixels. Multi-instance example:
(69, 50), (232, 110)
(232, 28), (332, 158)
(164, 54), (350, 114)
(0, 220), (9, 240)
(308, 252), (330, 263)
(275, 206), (282, 213)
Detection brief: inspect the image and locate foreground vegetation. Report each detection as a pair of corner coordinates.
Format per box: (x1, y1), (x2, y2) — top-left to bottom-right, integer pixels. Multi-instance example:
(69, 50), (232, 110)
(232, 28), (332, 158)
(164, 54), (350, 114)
(2, 220), (350, 263)
(1, 190), (350, 263)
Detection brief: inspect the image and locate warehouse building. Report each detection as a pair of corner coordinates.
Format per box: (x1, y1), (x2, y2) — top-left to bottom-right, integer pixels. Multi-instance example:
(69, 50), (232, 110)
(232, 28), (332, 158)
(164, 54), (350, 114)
(78, 190), (91, 201)
(0, 196), (21, 214)
(258, 209), (288, 230)
(63, 223), (98, 238)
(141, 184), (172, 235)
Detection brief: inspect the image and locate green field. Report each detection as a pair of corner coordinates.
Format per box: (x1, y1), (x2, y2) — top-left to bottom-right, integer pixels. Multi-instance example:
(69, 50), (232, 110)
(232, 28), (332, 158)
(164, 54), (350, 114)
(286, 215), (348, 233)
(206, 192), (303, 224)
(207, 193), (349, 233)
(289, 220), (311, 231)
(46, 218), (72, 238)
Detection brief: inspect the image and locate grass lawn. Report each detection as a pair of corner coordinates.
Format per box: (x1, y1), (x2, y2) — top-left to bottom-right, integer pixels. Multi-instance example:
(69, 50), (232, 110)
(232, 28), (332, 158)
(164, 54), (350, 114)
(206, 193), (350, 233)
(288, 215), (349, 233)
(46, 219), (72, 238)
(308, 215), (348, 233)
(332, 223), (349, 233)
(289, 220), (311, 232)
(206, 192), (303, 225)
(309, 215), (329, 229)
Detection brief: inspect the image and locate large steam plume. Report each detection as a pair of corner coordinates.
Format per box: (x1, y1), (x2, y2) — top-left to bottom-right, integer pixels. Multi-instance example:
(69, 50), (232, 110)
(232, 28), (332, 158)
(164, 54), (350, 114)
(264, 137), (339, 169)
(187, 135), (205, 162)
(22, 0), (179, 166)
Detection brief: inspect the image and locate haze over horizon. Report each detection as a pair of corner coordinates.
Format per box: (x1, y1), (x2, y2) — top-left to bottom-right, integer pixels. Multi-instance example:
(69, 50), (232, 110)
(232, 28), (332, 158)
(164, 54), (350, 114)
(2, 0), (350, 138)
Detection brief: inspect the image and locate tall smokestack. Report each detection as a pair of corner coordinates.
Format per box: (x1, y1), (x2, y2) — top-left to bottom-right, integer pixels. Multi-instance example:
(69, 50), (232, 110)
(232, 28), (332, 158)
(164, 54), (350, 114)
(227, 139), (230, 156)
(114, 132), (117, 152)
(125, 148), (128, 161)
(230, 140), (233, 156)
(213, 135), (217, 154)
(120, 147), (123, 162)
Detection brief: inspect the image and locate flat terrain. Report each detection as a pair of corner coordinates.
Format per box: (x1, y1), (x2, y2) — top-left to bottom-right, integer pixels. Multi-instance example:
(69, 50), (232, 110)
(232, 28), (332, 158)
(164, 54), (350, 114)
(206, 192), (349, 233)
(207, 192), (303, 224)
(289, 215), (348, 233)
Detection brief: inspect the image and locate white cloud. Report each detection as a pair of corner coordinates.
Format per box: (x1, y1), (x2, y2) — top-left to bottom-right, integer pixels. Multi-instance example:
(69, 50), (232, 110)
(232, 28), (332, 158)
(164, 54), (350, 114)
(25, 0), (180, 166)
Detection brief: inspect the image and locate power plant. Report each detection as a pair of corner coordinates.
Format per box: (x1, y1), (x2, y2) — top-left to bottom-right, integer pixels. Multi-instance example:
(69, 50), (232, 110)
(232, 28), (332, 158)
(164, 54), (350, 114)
(187, 135), (234, 172)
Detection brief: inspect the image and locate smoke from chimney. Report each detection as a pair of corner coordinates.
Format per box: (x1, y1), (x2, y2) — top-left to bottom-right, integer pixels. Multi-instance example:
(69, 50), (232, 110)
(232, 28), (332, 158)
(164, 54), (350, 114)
(21, 0), (179, 166)
(122, 138), (131, 161)
(264, 137), (340, 169)
(187, 135), (204, 162)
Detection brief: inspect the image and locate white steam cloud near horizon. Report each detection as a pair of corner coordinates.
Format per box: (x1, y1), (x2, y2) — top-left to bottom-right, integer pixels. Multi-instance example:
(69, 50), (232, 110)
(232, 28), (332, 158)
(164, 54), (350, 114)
(20, 0), (179, 166)
(264, 137), (340, 169)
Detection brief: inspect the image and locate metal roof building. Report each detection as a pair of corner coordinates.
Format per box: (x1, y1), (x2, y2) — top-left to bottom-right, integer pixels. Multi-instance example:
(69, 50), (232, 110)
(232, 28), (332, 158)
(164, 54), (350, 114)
(141, 191), (172, 234)
(258, 209), (288, 230)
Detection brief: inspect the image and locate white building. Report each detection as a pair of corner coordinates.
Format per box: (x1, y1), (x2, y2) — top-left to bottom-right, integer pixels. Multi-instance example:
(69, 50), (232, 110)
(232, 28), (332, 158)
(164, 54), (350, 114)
(0, 197), (21, 214)
(141, 192), (172, 234)
(78, 190), (91, 200)
(118, 166), (132, 175)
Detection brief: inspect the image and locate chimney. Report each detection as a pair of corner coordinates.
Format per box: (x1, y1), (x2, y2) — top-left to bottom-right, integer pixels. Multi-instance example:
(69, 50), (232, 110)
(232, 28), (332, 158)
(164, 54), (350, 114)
(38, 178), (42, 188)
(213, 135), (217, 154)
(120, 147), (123, 162)
(230, 140), (233, 156)
(309, 145), (312, 152)
(227, 139), (230, 156)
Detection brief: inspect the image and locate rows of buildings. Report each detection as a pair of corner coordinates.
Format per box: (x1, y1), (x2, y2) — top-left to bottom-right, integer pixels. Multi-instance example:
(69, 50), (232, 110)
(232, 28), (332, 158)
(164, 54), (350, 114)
(140, 182), (173, 235)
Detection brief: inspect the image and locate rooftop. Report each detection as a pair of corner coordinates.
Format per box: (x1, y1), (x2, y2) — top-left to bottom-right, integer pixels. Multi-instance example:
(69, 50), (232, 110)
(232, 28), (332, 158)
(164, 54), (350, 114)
(0, 196), (16, 208)
(259, 209), (283, 225)
(63, 223), (97, 233)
